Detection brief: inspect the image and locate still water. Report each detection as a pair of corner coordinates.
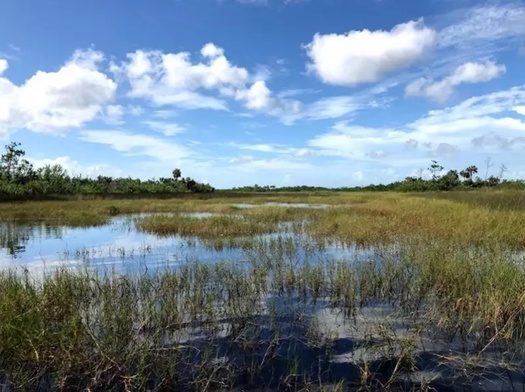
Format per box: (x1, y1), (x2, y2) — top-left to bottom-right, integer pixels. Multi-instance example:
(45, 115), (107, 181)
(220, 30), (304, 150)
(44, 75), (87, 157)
(0, 213), (368, 274)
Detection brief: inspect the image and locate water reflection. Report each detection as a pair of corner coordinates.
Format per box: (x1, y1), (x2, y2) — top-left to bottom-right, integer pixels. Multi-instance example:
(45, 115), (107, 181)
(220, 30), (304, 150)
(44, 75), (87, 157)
(0, 222), (65, 257)
(0, 214), (368, 274)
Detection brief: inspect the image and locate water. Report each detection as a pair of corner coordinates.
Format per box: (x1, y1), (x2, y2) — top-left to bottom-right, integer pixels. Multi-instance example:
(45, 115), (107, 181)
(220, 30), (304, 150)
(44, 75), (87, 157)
(0, 213), (366, 274)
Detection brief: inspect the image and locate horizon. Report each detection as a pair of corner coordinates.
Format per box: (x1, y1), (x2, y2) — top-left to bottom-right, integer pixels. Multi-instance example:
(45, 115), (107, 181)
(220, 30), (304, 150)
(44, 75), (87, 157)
(1, 0), (525, 188)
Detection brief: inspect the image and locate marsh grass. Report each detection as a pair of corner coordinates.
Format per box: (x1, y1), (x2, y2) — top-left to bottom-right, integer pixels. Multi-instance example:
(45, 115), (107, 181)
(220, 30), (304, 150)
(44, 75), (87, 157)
(307, 194), (525, 248)
(135, 215), (275, 237)
(2, 239), (525, 390)
(2, 191), (525, 390)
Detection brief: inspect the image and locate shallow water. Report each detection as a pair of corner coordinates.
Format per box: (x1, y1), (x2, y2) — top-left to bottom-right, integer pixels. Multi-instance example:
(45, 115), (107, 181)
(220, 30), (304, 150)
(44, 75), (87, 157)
(0, 213), (367, 274)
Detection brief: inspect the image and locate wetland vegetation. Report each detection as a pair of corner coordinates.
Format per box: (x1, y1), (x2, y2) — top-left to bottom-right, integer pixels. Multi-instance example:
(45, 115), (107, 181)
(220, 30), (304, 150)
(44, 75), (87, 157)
(1, 191), (525, 390)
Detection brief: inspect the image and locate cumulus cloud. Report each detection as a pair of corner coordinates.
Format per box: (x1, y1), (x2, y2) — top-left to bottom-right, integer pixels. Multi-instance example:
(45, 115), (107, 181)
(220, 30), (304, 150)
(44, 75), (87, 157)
(113, 43), (302, 123)
(235, 80), (301, 123)
(304, 20), (436, 86)
(406, 61), (506, 102)
(113, 45), (244, 110)
(0, 49), (117, 136)
(0, 59), (8, 74)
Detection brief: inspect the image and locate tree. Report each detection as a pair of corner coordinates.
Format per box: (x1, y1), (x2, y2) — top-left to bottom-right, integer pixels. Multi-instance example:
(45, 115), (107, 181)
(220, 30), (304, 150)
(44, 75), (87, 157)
(0, 142), (36, 185)
(428, 160), (444, 180)
(484, 157), (494, 180)
(438, 170), (461, 190)
(172, 168), (181, 181)
(460, 165), (478, 182)
(499, 164), (507, 180)
(487, 175), (501, 187)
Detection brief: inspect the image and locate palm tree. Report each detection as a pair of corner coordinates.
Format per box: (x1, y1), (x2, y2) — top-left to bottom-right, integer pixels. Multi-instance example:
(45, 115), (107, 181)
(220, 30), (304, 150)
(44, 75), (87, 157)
(460, 165), (478, 181)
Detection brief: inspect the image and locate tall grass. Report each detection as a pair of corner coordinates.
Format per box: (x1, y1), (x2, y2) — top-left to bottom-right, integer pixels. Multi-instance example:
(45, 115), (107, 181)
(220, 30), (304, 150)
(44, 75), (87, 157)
(135, 215), (275, 237)
(2, 240), (525, 390)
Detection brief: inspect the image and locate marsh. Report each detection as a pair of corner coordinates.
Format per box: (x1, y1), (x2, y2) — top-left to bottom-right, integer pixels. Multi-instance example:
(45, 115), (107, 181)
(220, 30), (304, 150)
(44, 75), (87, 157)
(1, 192), (525, 391)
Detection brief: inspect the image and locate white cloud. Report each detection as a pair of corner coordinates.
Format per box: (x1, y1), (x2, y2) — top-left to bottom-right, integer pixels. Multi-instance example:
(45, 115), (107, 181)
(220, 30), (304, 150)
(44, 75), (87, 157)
(115, 44), (248, 110)
(235, 80), (302, 124)
(0, 49), (117, 136)
(308, 86), (525, 163)
(228, 155), (256, 164)
(104, 104), (124, 125)
(230, 142), (317, 158)
(294, 148), (316, 157)
(304, 96), (361, 120)
(438, 4), (525, 52)
(30, 156), (123, 178)
(79, 130), (192, 162)
(114, 44), (302, 123)
(305, 19), (436, 86)
(514, 106), (525, 116)
(143, 120), (186, 136)
(239, 81), (273, 111)
(0, 59), (8, 74)
(406, 61), (506, 101)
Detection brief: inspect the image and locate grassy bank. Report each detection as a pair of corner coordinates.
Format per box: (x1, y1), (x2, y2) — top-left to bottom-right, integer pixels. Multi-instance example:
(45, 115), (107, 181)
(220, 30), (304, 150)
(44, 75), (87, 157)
(1, 190), (525, 390)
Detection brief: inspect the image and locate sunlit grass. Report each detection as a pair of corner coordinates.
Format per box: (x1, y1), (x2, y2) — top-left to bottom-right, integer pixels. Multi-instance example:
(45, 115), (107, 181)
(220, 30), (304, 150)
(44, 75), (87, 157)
(307, 193), (525, 248)
(135, 214), (275, 237)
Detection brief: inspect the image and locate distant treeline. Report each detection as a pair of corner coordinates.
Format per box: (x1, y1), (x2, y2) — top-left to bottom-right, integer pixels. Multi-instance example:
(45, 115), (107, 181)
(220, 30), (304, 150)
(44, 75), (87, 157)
(3, 140), (524, 200)
(227, 161), (525, 193)
(0, 142), (214, 200)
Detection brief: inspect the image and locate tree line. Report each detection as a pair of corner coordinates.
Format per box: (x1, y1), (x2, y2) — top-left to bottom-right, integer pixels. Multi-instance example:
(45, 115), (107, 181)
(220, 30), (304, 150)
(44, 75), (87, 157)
(0, 142), (214, 199)
(2, 141), (522, 198)
(229, 160), (525, 193)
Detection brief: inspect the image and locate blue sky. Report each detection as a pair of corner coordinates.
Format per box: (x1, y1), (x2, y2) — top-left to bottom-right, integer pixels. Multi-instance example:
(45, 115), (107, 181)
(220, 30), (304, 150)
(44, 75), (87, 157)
(1, 0), (525, 188)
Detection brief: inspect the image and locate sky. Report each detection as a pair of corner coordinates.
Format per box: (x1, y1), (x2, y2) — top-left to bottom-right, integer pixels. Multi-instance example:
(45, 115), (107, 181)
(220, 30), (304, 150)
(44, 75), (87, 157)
(1, 0), (525, 188)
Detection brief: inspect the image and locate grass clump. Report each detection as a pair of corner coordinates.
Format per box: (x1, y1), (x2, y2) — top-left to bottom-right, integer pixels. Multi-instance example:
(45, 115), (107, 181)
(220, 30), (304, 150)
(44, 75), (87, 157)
(135, 214), (274, 237)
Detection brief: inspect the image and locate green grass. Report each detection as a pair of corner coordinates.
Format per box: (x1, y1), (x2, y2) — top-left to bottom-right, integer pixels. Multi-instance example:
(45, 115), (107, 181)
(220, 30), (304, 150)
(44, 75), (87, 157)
(2, 190), (525, 390)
